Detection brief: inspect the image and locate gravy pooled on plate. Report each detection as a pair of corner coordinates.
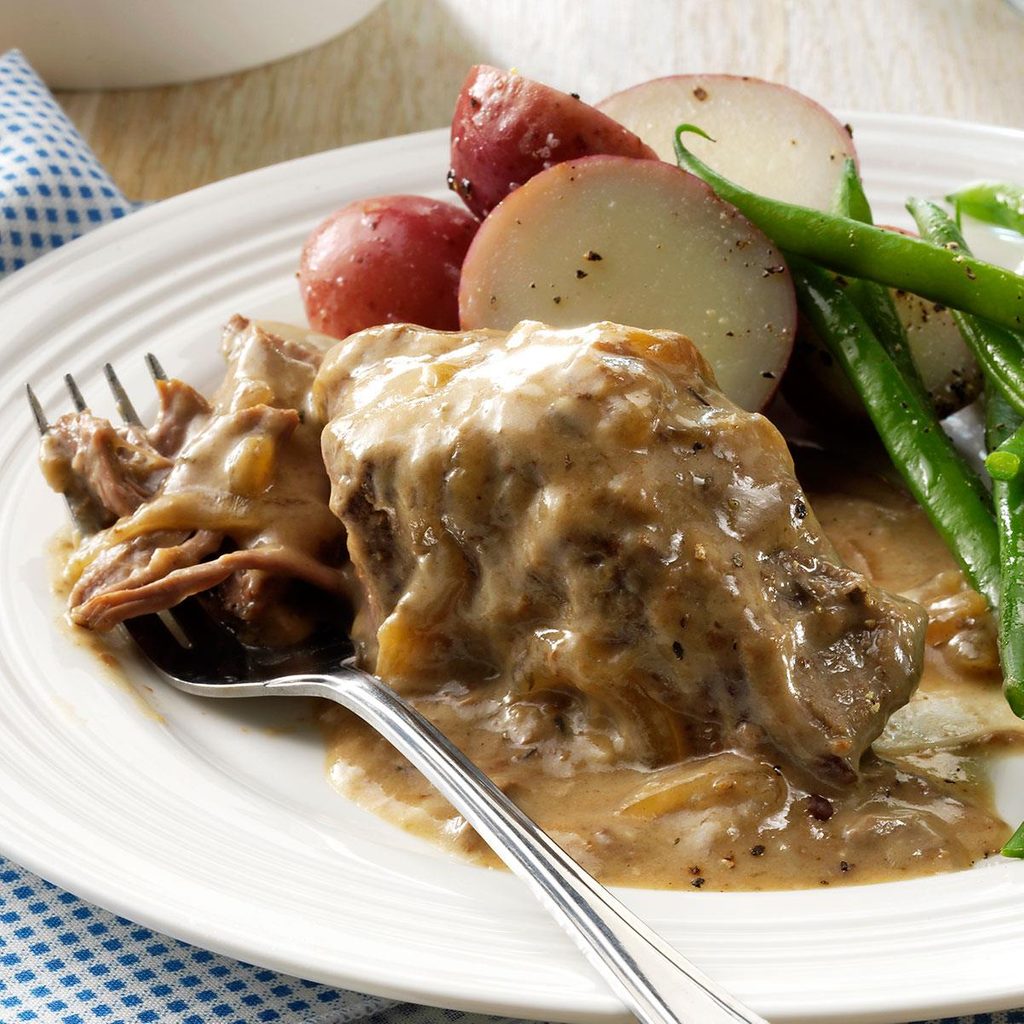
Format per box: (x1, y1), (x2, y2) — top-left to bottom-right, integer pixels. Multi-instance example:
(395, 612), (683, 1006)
(313, 320), (1010, 889)
(42, 318), (1015, 890)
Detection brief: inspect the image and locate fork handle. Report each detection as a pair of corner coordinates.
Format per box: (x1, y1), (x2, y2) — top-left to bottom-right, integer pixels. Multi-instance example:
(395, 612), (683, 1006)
(262, 664), (767, 1024)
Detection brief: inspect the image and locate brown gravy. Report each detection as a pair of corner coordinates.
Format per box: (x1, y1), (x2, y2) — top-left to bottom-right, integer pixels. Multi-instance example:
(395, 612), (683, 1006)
(44, 318), (1020, 892)
(320, 458), (1015, 890)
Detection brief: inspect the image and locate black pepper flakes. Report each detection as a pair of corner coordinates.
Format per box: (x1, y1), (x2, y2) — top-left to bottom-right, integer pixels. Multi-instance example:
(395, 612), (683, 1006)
(794, 498), (807, 520)
(807, 794), (834, 821)
(583, 250), (603, 261)
(672, 641), (685, 660)
(445, 172), (473, 201)
(840, 860), (850, 873)
(689, 865), (702, 875)
(750, 844), (766, 857)
(691, 877), (706, 888)
(553, 296), (562, 304)
(569, 92), (581, 100)
(575, 269), (588, 279)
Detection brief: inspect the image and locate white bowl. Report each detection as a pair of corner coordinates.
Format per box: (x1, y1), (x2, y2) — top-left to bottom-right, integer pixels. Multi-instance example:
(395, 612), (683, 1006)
(0, 0), (383, 90)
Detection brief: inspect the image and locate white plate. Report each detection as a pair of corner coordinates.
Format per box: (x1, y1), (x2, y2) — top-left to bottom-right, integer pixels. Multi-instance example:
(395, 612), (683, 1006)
(1, 115), (1024, 1024)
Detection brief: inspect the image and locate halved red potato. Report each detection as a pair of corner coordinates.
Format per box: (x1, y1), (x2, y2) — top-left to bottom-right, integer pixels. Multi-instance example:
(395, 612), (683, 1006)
(893, 290), (981, 416)
(449, 65), (658, 220)
(785, 288), (982, 426)
(459, 156), (796, 411)
(785, 223), (982, 425)
(300, 195), (478, 340)
(880, 224), (981, 416)
(598, 74), (856, 211)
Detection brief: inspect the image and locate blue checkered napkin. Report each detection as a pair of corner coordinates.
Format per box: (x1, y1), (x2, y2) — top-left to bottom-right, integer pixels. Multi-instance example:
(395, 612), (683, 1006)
(0, 858), (398, 1024)
(0, 854), (565, 1024)
(0, 45), (1021, 1024)
(0, 49), (132, 277)
(1, 840), (1021, 1024)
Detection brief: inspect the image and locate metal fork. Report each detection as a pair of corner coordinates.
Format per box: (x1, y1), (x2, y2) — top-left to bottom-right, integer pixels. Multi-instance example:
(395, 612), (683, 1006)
(27, 363), (768, 1024)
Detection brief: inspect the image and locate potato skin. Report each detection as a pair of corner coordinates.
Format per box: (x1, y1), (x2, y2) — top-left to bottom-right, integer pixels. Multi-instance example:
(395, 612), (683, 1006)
(449, 65), (658, 219)
(299, 196), (478, 340)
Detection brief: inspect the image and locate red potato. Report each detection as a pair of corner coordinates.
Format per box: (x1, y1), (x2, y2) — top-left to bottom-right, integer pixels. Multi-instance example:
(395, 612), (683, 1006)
(299, 195), (478, 339)
(598, 74), (857, 212)
(892, 289), (981, 416)
(449, 65), (658, 220)
(785, 224), (983, 425)
(459, 156), (796, 412)
(784, 301), (981, 427)
(785, 291), (982, 425)
(877, 224), (981, 415)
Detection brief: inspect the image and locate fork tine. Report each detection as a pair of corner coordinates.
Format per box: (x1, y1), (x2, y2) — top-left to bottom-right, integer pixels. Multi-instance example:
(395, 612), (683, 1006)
(145, 353), (168, 382)
(120, 612), (196, 678)
(103, 362), (144, 427)
(165, 599), (253, 683)
(28, 384), (97, 532)
(25, 384), (49, 435)
(63, 373), (88, 412)
(169, 597), (239, 651)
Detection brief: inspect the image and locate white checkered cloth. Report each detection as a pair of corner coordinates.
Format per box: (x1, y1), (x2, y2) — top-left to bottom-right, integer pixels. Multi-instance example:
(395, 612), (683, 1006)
(0, 46), (1019, 1024)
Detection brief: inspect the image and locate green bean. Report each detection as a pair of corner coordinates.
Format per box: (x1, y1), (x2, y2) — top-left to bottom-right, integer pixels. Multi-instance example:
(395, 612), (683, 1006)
(673, 125), (1024, 333)
(986, 405), (1024, 481)
(791, 255), (1000, 607)
(907, 198), (1024, 417)
(948, 180), (1024, 237)
(832, 160), (932, 408)
(985, 388), (1024, 719)
(1004, 823), (1024, 859)
(985, 448), (1021, 482)
(831, 157), (873, 223)
(986, 393), (1024, 855)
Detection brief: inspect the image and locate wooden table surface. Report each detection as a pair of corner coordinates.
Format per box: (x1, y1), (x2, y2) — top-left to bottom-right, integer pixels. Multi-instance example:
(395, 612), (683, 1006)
(53, 0), (1024, 203)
